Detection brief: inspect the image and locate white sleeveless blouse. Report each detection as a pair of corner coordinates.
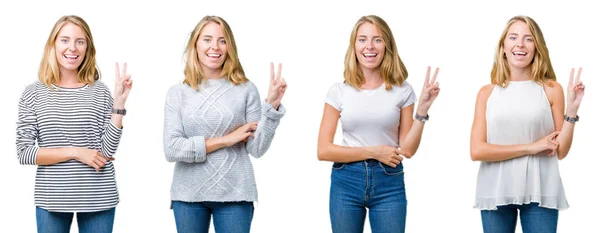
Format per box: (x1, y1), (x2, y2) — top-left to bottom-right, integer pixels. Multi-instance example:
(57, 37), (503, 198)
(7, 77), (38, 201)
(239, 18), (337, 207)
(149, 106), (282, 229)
(474, 80), (569, 210)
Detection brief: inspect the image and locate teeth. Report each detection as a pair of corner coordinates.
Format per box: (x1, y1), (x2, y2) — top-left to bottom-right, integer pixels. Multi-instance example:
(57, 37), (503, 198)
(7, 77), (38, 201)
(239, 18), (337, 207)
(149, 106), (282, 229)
(64, 55), (78, 59)
(364, 54), (377, 57)
(513, 51), (527, 55)
(207, 53), (221, 58)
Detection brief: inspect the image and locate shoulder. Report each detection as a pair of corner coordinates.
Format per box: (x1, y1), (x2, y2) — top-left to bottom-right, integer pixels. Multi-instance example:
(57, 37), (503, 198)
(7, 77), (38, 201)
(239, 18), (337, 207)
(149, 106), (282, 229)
(393, 81), (415, 91)
(542, 80), (564, 100)
(476, 84), (495, 102)
(21, 81), (44, 98)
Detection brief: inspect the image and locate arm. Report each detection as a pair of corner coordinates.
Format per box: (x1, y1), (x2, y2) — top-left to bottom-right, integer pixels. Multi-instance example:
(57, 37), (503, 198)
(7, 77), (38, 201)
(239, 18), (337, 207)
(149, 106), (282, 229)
(317, 104), (382, 162)
(99, 91), (123, 158)
(545, 76), (583, 160)
(245, 84), (286, 158)
(396, 104), (424, 158)
(469, 85), (553, 161)
(163, 87), (209, 163)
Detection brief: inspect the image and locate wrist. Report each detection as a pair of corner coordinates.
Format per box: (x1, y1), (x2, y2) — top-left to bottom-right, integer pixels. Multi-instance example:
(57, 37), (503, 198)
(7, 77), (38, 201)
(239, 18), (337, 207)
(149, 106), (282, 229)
(416, 107), (428, 116)
(566, 107), (578, 117)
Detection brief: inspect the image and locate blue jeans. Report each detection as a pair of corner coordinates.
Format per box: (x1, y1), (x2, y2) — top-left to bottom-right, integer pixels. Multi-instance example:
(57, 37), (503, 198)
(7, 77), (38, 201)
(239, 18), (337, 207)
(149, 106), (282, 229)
(36, 207), (115, 233)
(329, 159), (407, 233)
(172, 201), (254, 233)
(481, 203), (559, 233)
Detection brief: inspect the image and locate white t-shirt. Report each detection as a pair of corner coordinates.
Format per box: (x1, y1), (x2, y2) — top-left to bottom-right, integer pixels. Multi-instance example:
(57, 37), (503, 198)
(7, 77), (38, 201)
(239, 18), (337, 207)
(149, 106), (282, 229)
(325, 81), (417, 148)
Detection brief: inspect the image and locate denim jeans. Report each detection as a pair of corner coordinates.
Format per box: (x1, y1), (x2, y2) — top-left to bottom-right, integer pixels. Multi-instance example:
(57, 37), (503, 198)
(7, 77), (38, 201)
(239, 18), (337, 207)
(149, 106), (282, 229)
(36, 207), (115, 233)
(481, 202), (559, 233)
(172, 201), (254, 233)
(329, 159), (407, 233)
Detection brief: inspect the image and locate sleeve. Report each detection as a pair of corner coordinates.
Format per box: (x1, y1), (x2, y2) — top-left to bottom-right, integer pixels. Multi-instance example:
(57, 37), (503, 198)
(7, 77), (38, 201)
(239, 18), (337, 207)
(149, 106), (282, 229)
(163, 85), (207, 163)
(400, 82), (417, 109)
(15, 85), (39, 165)
(245, 82), (285, 158)
(100, 84), (123, 158)
(324, 83), (342, 111)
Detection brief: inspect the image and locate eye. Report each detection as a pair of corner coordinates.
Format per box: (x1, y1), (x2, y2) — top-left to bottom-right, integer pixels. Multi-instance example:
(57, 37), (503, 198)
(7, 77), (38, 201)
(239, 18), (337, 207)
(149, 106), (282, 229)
(77, 40), (85, 45)
(203, 38), (210, 43)
(525, 37), (534, 42)
(61, 39), (68, 43)
(374, 38), (383, 43)
(509, 36), (516, 41)
(358, 38), (366, 43)
(219, 39), (226, 44)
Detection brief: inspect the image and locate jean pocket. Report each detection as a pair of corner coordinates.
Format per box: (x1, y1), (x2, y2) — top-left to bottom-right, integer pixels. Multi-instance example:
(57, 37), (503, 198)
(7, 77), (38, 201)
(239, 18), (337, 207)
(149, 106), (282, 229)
(378, 162), (404, 175)
(332, 162), (345, 170)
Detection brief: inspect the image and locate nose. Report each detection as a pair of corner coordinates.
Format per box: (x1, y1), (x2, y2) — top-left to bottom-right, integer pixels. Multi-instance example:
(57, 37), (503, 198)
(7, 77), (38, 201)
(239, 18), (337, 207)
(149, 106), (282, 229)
(68, 41), (77, 51)
(210, 40), (219, 50)
(366, 41), (374, 50)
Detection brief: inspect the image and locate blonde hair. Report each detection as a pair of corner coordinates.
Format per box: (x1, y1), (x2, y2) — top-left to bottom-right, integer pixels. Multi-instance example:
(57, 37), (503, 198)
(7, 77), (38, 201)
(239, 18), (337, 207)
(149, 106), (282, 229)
(38, 15), (99, 89)
(491, 15), (556, 87)
(344, 15), (408, 90)
(183, 16), (247, 90)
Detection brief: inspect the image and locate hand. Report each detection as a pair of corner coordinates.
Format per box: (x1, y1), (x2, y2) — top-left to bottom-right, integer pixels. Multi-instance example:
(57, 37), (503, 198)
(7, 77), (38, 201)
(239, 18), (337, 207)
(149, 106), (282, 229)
(265, 63), (287, 110)
(114, 62), (133, 108)
(566, 68), (585, 115)
(368, 146), (410, 168)
(528, 131), (560, 156)
(416, 66), (440, 116)
(225, 122), (258, 146)
(73, 148), (114, 172)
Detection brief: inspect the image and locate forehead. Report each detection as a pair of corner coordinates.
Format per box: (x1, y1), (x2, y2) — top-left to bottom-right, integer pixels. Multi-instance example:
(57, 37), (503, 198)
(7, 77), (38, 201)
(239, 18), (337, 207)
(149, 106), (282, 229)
(507, 21), (531, 35)
(57, 23), (85, 37)
(357, 22), (381, 36)
(200, 22), (224, 36)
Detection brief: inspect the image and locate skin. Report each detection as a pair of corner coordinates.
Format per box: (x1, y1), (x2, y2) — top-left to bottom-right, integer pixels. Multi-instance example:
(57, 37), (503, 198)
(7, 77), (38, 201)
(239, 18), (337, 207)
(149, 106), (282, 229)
(317, 22), (440, 167)
(470, 21), (585, 162)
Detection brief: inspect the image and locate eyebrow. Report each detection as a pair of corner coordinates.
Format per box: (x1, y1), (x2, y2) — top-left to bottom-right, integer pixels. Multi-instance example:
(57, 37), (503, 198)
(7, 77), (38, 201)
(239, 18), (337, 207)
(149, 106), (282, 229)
(357, 35), (382, 38)
(508, 33), (533, 37)
(58, 36), (86, 40)
(201, 35), (225, 39)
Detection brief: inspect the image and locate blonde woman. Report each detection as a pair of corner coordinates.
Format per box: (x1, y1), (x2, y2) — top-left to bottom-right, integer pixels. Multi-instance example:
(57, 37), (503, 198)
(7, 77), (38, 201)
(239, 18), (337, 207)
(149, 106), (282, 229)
(317, 15), (440, 233)
(16, 15), (132, 233)
(470, 16), (585, 233)
(163, 15), (287, 233)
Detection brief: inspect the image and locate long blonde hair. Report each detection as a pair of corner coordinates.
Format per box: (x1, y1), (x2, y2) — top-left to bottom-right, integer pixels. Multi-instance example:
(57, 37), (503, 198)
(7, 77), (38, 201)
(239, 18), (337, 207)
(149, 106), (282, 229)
(183, 16), (247, 90)
(491, 15), (556, 87)
(344, 15), (408, 90)
(38, 15), (99, 89)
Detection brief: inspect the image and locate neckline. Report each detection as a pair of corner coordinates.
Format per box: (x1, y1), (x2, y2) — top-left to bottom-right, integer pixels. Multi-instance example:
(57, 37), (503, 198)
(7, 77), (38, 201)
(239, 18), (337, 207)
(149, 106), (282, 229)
(51, 83), (89, 91)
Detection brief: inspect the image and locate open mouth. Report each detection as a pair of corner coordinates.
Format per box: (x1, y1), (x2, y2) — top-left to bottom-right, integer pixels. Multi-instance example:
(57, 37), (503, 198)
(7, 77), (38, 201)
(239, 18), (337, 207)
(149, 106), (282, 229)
(206, 53), (222, 58)
(512, 51), (527, 57)
(363, 53), (377, 58)
(64, 55), (79, 59)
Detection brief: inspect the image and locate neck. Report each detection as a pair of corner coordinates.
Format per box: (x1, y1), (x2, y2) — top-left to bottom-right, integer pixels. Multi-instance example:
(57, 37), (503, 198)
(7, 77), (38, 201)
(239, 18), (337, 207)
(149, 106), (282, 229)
(509, 66), (532, 81)
(58, 68), (83, 87)
(202, 67), (222, 79)
(360, 67), (383, 87)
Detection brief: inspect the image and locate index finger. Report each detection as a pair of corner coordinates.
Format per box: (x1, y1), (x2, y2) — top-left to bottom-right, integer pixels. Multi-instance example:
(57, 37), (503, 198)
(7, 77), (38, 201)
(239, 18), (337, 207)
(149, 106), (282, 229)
(424, 66), (431, 86)
(568, 68), (574, 87)
(270, 62), (275, 83)
(115, 62), (120, 78)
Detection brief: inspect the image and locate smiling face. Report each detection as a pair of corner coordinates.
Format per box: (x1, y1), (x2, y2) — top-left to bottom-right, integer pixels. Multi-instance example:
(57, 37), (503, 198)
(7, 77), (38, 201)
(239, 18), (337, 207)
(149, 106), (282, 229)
(503, 20), (536, 70)
(54, 23), (87, 74)
(196, 22), (227, 77)
(354, 22), (385, 72)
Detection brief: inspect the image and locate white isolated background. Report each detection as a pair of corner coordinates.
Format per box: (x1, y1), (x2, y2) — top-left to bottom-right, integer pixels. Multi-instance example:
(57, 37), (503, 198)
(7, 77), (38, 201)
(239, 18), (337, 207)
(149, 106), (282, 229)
(0, 0), (598, 232)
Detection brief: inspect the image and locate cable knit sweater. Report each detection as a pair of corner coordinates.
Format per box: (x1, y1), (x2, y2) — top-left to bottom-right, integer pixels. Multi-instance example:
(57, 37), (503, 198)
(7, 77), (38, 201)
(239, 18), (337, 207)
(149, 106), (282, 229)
(163, 78), (285, 203)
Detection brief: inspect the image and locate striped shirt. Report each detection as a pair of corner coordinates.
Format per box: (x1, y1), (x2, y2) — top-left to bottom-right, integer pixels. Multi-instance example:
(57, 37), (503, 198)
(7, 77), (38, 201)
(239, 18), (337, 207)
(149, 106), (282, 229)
(16, 81), (123, 213)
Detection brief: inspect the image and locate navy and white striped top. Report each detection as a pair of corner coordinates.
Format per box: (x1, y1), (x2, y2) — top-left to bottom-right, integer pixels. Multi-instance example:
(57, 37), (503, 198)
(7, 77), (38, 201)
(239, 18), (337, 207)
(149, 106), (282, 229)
(16, 81), (123, 212)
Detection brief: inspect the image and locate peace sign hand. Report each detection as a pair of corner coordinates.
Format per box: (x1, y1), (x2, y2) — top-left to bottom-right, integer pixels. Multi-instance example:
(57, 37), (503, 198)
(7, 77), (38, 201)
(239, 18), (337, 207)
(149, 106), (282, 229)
(416, 66), (440, 116)
(566, 67), (585, 115)
(265, 62), (287, 110)
(114, 62), (133, 108)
